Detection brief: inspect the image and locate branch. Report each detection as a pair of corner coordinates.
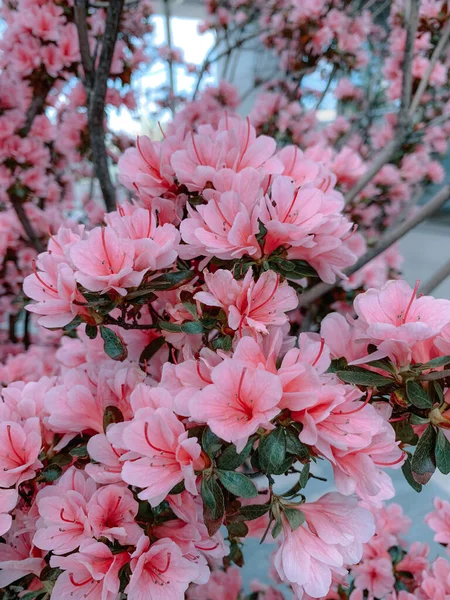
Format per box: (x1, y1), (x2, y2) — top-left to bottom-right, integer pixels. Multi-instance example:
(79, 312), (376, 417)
(22, 78), (54, 137)
(10, 195), (44, 253)
(298, 183), (450, 308)
(74, 0), (94, 88)
(86, 0), (125, 212)
(409, 17), (450, 116)
(315, 64), (337, 110)
(163, 0), (175, 113)
(344, 0), (419, 205)
(420, 258), (450, 296)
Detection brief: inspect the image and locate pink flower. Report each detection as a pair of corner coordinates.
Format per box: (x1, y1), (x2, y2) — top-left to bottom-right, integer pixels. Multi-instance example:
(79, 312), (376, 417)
(195, 269), (298, 334)
(0, 489), (18, 536)
(50, 541), (129, 600)
(274, 493), (375, 599)
(189, 358), (282, 452)
(87, 485), (141, 544)
(352, 557), (395, 598)
(86, 433), (125, 484)
(70, 227), (144, 296)
(425, 497), (450, 548)
(187, 567), (242, 600)
(0, 418), (42, 487)
(127, 536), (201, 599)
(121, 407), (204, 506)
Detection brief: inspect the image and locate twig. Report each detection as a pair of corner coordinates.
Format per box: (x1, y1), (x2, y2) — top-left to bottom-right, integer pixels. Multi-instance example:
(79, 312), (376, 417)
(409, 18), (450, 116)
(163, 0), (175, 113)
(74, 0), (94, 87)
(10, 195), (44, 253)
(420, 259), (450, 295)
(22, 79), (54, 137)
(298, 183), (450, 307)
(344, 0), (419, 204)
(84, 0), (125, 212)
(315, 65), (337, 110)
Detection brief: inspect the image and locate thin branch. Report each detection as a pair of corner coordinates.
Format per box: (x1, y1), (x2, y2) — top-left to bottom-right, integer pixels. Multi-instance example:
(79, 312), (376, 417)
(10, 195), (44, 253)
(420, 259), (450, 295)
(344, 0), (419, 204)
(163, 0), (175, 113)
(315, 65), (337, 111)
(409, 18), (450, 116)
(22, 78), (54, 137)
(74, 0), (94, 88)
(298, 183), (450, 308)
(85, 0), (125, 212)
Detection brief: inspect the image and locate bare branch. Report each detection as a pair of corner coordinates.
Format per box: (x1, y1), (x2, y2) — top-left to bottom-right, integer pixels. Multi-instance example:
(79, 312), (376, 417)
(315, 64), (337, 111)
(74, 0), (94, 88)
(344, 0), (419, 205)
(84, 0), (125, 212)
(420, 258), (450, 296)
(298, 183), (450, 308)
(10, 195), (44, 253)
(409, 18), (450, 116)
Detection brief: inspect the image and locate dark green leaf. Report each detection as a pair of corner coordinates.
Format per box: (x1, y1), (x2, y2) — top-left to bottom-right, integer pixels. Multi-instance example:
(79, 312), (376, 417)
(169, 480), (185, 495)
(212, 335), (233, 351)
(145, 270), (194, 291)
(100, 327), (128, 361)
(271, 515), (283, 539)
(392, 419), (418, 445)
(237, 503), (270, 521)
(103, 406), (124, 433)
(228, 541), (244, 566)
(283, 507), (306, 532)
(435, 429), (450, 475)
(402, 455), (422, 492)
(158, 321), (182, 332)
(202, 427), (223, 458)
(422, 356), (450, 369)
(139, 336), (166, 365)
(216, 470), (258, 498)
(227, 521), (248, 537)
(411, 425), (436, 484)
(40, 464), (62, 482)
(181, 321), (204, 334)
(285, 429), (309, 460)
(365, 358), (396, 374)
(337, 367), (393, 387)
(201, 476), (225, 521)
(85, 324), (98, 339)
(180, 291), (198, 318)
(49, 453), (72, 467)
(63, 315), (82, 332)
(40, 566), (63, 581)
(300, 463), (310, 488)
(259, 428), (287, 475)
(406, 380), (433, 409)
(69, 445), (88, 457)
(217, 438), (254, 470)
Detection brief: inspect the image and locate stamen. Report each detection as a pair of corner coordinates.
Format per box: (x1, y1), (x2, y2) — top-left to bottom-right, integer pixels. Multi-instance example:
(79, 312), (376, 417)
(288, 146), (298, 175)
(60, 508), (76, 523)
(137, 137), (160, 176)
(282, 188), (300, 223)
(341, 223), (358, 242)
(69, 574), (92, 587)
(196, 361), (211, 384)
(403, 279), (420, 323)
(250, 274), (280, 314)
(213, 198), (233, 228)
(144, 422), (175, 456)
(191, 132), (203, 165)
(237, 117), (251, 169)
(312, 338), (325, 367)
(32, 261), (56, 294)
(374, 451), (406, 467)
(158, 121), (167, 139)
(100, 228), (114, 273)
(336, 389), (372, 416)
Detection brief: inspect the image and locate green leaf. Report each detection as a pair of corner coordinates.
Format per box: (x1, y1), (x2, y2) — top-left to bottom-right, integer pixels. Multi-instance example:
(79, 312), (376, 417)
(226, 521), (249, 538)
(202, 427), (223, 458)
(336, 367), (393, 387)
(300, 463), (310, 488)
(168, 480), (185, 495)
(40, 566), (63, 582)
(285, 429), (309, 460)
(392, 419), (418, 445)
(69, 445), (88, 457)
(259, 428), (287, 475)
(40, 464), (62, 482)
(212, 335), (233, 351)
(402, 455), (422, 492)
(180, 321), (204, 334)
(365, 358), (396, 374)
(103, 406), (124, 433)
(272, 258), (318, 279)
(406, 380), (433, 409)
(85, 324), (98, 339)
(145, 270), (195, 291)
(237, 503), (270, 521)
(422, 356), (450, 369)
(63, 315), (82, 332)
(411, 425), (436, 484)
(158, 321), (182, 332)
(435, 429), (450, 475)
(139, 336), (166, 365)
(49, 453), (72, 467)
(283, 507), (306, 532)
(217, 438), (254, 470)
(100, 327), (128, 361)
(271, 515), (283, 539)
(216, 470), (258, 498)
(180, 291), (198, 318)
(201, 475), (225, 521)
